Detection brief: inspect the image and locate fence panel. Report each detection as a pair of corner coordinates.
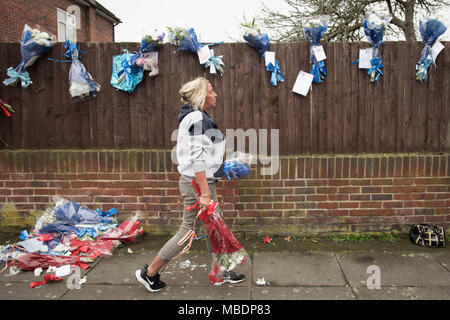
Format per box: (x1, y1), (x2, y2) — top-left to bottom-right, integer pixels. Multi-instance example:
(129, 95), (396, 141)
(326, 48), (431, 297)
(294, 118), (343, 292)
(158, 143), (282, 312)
(0, 41), (449, 154)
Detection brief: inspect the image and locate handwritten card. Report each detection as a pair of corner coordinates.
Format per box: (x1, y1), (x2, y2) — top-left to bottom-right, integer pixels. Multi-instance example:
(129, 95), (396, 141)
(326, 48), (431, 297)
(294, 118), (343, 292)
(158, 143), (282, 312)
(264, 51), (276, 67)
(431, 41), (444, 64)
(292, 70), (314, 96)
(197, 45), (211, 64)
(143, 51), (158, 64)
(313, 45), (326, 61)
(358, 48), (373, 69)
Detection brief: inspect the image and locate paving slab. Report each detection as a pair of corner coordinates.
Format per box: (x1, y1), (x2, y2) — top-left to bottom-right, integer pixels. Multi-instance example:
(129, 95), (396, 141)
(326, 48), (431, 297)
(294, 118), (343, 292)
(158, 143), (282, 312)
(430, 252), (450, 272)
(1, 256), (103, 285)
(353, 286), (450, 300)
(61, 284), (148, 300)
(253, 252), (346, 286)
(252, 286), (356, 300)
(0, 282), (68, 300)
(145, 285), (251, 300)
(335, 252), (450, 287)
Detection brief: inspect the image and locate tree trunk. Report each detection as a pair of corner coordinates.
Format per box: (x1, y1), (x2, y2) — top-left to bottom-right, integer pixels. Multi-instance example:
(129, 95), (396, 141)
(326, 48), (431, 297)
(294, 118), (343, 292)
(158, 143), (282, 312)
(403, 0), (417, 40)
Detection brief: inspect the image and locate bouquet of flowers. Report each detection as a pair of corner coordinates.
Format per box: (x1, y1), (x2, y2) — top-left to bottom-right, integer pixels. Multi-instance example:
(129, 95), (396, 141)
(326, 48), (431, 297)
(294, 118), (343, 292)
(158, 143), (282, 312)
(67, 43), (101, 100)
(186, 180), (249, 284)
(242, 18), (283, 85)
(110, 49), (144, 93)
(415, 18), (447, 82)
(304, 17), (328, 83)
(223, 152), (253, 180)
(166, 26), (190, 46)
(242, 18), (270, 57)
(363, 13), (391, 83)
(3, 24), (55, 88)
(130, 29), (165, 78)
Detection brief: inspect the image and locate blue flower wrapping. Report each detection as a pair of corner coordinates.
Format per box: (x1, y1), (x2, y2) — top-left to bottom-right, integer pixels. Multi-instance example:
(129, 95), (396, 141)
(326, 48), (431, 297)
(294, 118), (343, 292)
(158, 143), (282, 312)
(304, 23), (328, 83)
(363, 19), (386, 83)
(178, 28), (202, 53)
(266, 60), (284, 85)
(224, 161), (251, 180)
(69, 48), (101, 98)
(3, 25), (54, 87)
(110, 50), (144, 93)
(243, 33), (270, 56)
(416, 19), (447, 82)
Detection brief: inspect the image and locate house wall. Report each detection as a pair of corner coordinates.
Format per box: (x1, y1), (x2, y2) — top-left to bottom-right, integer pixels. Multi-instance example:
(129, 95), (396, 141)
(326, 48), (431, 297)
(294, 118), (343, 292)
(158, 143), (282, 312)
(0, 0), (115, 42)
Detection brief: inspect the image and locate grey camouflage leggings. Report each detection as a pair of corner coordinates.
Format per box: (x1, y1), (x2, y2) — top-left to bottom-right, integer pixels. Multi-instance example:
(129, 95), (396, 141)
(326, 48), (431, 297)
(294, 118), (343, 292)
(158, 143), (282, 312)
(157, 177), (219, 262)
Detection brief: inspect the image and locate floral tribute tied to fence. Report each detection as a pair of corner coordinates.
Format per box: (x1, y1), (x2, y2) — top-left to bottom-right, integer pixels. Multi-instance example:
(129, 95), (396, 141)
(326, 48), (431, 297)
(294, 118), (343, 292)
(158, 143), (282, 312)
(3, 25), (55, 88)
(304, 16), (329, 84)
(242, 18), (284, 86)
(415, 18), (447, 82)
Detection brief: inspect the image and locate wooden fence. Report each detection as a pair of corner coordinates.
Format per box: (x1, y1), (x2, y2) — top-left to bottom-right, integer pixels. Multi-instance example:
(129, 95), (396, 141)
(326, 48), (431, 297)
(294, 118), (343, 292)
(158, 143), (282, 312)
(0, 41), (449, 155)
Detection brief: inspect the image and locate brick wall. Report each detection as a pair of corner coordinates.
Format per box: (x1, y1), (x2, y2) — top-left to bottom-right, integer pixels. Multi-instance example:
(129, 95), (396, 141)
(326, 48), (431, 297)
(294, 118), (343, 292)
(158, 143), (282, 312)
(0, 150), (449, 235)
(0, 0), (115, 42)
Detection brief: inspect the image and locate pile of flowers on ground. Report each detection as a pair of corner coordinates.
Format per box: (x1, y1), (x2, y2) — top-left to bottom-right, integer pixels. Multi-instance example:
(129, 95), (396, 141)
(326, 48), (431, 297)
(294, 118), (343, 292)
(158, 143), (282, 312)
(0, 196), (144, 288)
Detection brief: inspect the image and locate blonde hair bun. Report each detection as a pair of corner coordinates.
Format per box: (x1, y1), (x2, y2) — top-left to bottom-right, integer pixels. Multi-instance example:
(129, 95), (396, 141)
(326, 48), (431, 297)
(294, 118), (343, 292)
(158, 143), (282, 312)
(179, 77), (209, 111)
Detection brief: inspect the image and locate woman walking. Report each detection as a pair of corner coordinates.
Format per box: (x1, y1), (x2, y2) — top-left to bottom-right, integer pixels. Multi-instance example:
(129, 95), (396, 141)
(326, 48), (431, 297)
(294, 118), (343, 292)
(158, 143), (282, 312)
(135, 77), (245, 292)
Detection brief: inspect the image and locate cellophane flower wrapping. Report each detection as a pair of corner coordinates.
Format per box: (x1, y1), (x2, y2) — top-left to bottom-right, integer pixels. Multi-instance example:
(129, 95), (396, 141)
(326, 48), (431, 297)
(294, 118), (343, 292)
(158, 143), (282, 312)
(243, 25), (270, 57)
(69, 48), (101, 100)
(3, 24), (55, 88)
(223, 152), (253, 179)
(416, 18), (447, 82)
(363, 13), (391, 83)
(3, 196), (143, 277)
(110, 49), (144, 93)
(130, 29), (165, 71)
(167, 26), (189, 46)
(304, 16), (328, 83)
(196, 201), (249, 283)
(177, 28), (201, 53)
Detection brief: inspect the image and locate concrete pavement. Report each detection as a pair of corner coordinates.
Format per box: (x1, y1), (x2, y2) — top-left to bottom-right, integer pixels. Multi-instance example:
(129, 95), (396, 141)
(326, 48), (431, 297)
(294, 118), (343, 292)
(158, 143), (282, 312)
(1, 232), (449, 301)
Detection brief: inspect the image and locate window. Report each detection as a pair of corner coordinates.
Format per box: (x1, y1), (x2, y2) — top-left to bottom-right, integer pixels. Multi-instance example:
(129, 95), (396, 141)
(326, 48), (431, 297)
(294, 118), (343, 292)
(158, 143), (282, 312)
(57, 8), (77, 42)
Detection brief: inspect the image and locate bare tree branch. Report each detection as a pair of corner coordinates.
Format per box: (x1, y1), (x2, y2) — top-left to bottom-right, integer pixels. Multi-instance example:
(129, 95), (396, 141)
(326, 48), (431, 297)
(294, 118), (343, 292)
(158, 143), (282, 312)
(250, 0), (448, 42)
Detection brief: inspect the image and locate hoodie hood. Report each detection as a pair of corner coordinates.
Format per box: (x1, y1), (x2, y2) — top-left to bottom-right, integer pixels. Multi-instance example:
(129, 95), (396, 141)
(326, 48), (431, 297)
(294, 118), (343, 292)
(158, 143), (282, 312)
(177, 104), (195, 123)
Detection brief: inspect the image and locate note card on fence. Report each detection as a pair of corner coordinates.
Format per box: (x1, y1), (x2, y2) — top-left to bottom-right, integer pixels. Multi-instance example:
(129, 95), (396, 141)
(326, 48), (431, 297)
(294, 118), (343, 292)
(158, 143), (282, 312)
(431, 41), (444, 64)
(358, 48), (373, 69)
(313, 45), (326, 61)
(264, 51), (276, 67)
(292, 71), (314, 96)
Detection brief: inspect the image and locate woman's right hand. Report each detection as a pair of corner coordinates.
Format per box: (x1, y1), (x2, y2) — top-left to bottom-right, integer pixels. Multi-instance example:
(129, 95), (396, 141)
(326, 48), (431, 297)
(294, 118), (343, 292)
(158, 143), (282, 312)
(199, 195), (211, 211)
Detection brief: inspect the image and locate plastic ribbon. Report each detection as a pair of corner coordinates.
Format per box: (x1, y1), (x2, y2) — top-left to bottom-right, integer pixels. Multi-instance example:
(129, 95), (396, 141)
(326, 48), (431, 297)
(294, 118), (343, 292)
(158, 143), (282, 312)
(96, 208), (118, 217)
(266, 60), (284, 86)
(117, 58), (133, 84)
(367, 57), (384, 83)
(30, 273), (63, 288)
(204, 49), (225, 76)
(416, 55), (432, 82)
(311, 60), (327, 83)
(76, 228), (99, 239)
(19, 230), (29, 241)
(3, 66), (32, 87)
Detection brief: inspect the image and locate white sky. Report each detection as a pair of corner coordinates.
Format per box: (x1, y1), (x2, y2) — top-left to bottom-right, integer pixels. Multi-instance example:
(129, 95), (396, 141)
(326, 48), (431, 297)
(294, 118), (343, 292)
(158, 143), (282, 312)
(96, 0), (450, 42)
